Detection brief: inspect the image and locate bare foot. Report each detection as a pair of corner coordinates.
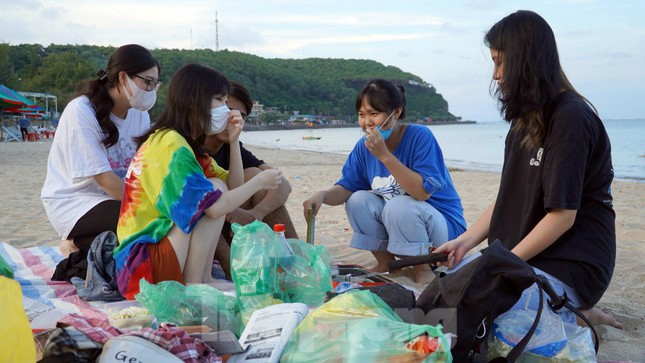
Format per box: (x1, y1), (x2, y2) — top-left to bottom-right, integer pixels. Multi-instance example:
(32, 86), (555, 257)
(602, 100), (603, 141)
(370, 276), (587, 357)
(581, 307), (624, 329)
(59, 239), (79, 258)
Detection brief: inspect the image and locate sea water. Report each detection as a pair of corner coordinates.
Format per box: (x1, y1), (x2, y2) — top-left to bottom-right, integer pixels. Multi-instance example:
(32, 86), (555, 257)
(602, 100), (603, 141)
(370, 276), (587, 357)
(240, 119), (645, 182)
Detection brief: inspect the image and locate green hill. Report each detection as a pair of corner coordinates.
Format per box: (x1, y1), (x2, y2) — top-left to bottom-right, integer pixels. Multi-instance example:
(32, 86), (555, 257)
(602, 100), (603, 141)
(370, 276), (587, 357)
(1, 43), (458, 122)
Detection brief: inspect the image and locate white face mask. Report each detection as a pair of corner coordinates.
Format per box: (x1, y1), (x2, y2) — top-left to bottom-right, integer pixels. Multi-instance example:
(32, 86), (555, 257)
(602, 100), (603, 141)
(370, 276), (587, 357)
(208, 104), (230, 135)
(124, 76), (157, 112)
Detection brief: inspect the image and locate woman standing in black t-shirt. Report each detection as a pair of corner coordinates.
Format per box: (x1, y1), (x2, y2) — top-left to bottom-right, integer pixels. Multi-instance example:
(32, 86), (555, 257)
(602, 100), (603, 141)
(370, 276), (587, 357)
(435, 10), (621, 328)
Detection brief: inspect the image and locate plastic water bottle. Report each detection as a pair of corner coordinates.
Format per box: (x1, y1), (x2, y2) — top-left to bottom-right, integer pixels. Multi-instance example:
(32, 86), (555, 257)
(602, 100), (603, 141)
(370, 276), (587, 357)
(274, 224), (294, 268)
(236, 249), (272, 296)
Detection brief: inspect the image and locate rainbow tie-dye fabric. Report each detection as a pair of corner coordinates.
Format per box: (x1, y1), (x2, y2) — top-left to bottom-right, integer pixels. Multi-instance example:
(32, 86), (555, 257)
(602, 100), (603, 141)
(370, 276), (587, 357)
(114, 129), (228, 298)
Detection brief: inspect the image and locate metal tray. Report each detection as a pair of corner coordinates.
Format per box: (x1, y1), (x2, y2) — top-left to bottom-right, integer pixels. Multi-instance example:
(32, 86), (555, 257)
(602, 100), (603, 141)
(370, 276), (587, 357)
(331, 264), (397, 283)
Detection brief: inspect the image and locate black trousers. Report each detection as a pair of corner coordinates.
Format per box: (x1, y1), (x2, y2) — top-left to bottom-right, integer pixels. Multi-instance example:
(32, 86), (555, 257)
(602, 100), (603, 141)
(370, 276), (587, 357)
(68, 199), (121, 250)
(52, 200), (120, 281)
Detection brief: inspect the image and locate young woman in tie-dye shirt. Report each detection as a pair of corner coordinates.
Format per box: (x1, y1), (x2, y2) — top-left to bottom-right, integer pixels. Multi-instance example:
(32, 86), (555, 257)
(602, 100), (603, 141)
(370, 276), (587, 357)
(114, 64), (282, 299)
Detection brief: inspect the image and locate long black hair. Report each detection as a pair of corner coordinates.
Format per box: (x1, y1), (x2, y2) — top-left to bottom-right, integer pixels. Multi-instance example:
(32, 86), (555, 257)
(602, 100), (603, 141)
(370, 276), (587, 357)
(83, 44), (159, 147)
(485, 10), (590, 149)
(355, 79), (407, 119)
(136, 63), (230, 156)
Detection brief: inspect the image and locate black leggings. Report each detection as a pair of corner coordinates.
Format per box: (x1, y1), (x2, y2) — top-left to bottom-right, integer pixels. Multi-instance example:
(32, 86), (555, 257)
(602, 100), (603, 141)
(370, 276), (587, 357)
(68, 199), (121, 251)
(52, 200), (121, 281)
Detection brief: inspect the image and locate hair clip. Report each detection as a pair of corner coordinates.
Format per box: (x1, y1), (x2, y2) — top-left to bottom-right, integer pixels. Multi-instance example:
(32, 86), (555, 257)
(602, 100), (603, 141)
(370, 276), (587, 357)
(96, 69), (107, 81)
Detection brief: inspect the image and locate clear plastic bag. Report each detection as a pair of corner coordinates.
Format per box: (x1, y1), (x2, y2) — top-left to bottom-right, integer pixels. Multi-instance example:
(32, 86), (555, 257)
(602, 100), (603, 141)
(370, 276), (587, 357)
(231, 221), (333, 307)
(277, 237), (333, 307)
(135, 279), (239, 334)
(488, 286), (596, 362)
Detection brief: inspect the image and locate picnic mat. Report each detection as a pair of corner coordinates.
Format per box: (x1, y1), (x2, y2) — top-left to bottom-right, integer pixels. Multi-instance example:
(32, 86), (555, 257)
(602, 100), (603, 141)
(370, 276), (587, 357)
(0, 242), (106, 328)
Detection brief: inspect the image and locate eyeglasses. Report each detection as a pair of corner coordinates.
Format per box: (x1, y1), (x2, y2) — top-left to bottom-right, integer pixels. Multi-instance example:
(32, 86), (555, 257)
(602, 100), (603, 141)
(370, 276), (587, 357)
(132, 74), (161, 91)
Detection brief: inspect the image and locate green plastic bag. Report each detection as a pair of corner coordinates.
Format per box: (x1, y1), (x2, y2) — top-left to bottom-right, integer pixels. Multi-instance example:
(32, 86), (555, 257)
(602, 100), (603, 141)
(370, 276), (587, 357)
(231, 220), (333, 307)
(230, 221), (281, 298)
(0, 253), (14, 279)
(278, 238), (332, 307)
(135, 279), (239, 334)
(281, 290), (452, 363)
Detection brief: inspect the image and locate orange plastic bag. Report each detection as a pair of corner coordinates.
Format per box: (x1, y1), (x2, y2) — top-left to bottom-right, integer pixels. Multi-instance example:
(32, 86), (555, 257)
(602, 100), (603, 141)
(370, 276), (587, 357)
(0, 276), (37, 362)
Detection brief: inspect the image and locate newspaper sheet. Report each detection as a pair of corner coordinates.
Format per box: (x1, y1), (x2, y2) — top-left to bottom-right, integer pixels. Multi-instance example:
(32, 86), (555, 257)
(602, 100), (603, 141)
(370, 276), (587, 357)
(228, 303), (308, 363)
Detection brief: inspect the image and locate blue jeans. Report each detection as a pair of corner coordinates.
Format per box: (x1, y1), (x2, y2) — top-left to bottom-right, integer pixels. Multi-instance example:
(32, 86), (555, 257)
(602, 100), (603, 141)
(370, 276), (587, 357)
(344, 190), (449, 256)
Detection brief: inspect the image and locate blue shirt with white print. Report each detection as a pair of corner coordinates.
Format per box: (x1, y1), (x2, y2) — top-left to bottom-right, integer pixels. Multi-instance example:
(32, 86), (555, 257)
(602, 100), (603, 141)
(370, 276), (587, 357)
(336, 124), (466, 239)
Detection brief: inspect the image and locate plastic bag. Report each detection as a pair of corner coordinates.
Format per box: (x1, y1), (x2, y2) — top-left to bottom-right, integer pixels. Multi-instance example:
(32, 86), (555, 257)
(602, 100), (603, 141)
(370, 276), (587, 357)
(488, 286), (596, 362)
(135, 279), (239, 334)
(0, 253), (14, 279)
(99, 335), (183, 363)
(0, 276), (37, 362)
(230, 221), (281, 298)
(231, 220), (333, 307)
(280, 290), (452, 363)
(277, 237), (333, 307)
(236, 294), (285, 331)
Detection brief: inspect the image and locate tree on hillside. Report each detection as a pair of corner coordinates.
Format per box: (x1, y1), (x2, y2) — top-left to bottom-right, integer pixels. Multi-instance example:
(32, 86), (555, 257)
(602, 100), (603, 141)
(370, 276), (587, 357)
(6, 44), (460, 121)
(0, 43), (15, 84)
(27, 51), (95, 106)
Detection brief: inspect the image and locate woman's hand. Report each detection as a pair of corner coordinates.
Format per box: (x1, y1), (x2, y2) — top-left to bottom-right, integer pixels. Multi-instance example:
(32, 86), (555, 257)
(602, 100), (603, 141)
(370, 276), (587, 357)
(254, 169), (282, 190)
(433, 235), (479, 269)
(303, 191), (325, 220)
(226, 109), (244, 142)
(363, 128), (391, 161)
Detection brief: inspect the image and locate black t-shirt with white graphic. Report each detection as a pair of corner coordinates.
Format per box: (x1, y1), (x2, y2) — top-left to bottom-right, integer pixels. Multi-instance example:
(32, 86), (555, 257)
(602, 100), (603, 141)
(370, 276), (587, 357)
(489, 92), (615, 309)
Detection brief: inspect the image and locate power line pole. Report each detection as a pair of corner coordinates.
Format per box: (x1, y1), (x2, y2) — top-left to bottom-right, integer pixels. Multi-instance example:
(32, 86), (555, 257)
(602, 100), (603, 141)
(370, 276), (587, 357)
(215, 11), (219, 51)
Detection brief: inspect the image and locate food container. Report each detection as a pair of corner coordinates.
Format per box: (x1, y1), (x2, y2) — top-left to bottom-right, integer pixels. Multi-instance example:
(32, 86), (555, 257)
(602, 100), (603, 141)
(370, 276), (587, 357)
(105, 300), (157, 330)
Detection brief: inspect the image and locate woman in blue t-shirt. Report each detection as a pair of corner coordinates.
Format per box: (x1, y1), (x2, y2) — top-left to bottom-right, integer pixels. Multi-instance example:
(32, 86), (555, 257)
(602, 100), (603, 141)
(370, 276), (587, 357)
(303, 79), (466, 283)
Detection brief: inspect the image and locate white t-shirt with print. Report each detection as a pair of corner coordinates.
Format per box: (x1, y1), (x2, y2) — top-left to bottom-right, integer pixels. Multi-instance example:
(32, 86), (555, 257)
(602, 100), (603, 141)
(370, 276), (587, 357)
(41, 96), (150, 238)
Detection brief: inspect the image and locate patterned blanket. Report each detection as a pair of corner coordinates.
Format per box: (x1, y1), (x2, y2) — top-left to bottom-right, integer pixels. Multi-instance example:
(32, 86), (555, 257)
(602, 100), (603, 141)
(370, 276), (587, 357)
(0, 242), (106, 327)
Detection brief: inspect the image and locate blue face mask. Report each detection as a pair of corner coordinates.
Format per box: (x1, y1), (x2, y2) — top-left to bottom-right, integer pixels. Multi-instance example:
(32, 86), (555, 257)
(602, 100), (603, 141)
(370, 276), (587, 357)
(363, 111), (396, 141)
(378, 124), (394, 140)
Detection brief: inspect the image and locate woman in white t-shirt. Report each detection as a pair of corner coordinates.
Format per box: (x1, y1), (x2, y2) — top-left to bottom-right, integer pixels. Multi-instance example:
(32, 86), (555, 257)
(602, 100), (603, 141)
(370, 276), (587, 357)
(41, 44), (160, 281)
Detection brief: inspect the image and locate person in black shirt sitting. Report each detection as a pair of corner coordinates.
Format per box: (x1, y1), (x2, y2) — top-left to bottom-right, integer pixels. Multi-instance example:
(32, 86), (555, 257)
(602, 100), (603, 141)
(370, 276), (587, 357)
(204, 81), (298, 278)
(435, 10), (621, 328)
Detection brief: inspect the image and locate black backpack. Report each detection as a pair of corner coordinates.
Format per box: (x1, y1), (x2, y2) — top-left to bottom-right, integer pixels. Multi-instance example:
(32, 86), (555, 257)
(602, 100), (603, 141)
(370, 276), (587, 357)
(399, 240), (598, 362)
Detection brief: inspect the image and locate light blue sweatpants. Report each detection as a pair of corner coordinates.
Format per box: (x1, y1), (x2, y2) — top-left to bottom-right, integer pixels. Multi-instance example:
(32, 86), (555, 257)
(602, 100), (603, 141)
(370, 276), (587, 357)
(344, 190), (449, 256)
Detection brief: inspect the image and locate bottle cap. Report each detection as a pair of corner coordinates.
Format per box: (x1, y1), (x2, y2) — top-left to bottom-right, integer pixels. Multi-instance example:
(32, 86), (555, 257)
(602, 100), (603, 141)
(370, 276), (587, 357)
(273, 224), (285, 232)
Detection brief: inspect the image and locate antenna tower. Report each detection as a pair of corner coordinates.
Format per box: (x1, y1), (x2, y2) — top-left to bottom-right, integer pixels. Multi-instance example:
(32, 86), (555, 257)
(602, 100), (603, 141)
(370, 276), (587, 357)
(215, 11), (219, 51)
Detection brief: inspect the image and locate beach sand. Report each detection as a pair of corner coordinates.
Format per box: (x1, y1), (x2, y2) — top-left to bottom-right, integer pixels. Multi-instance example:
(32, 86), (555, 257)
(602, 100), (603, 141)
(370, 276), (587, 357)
(0, 139), (643, 361)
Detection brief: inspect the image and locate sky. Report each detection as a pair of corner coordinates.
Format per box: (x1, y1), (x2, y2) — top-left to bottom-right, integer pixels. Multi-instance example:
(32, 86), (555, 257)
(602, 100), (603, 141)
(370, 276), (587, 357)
(1, 0), (644, 122)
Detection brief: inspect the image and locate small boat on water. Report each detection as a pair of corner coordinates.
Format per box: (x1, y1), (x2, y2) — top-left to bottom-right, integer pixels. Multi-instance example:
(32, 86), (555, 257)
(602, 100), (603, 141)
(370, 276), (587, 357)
(302, 136), (321, 140)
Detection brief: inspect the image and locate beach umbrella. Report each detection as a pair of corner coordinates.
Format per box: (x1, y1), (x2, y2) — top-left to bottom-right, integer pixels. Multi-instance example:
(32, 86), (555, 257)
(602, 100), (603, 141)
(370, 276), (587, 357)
(5, 105), (45, 114)
(0, 84), (37, 107)
(0, 85), (25, 110)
